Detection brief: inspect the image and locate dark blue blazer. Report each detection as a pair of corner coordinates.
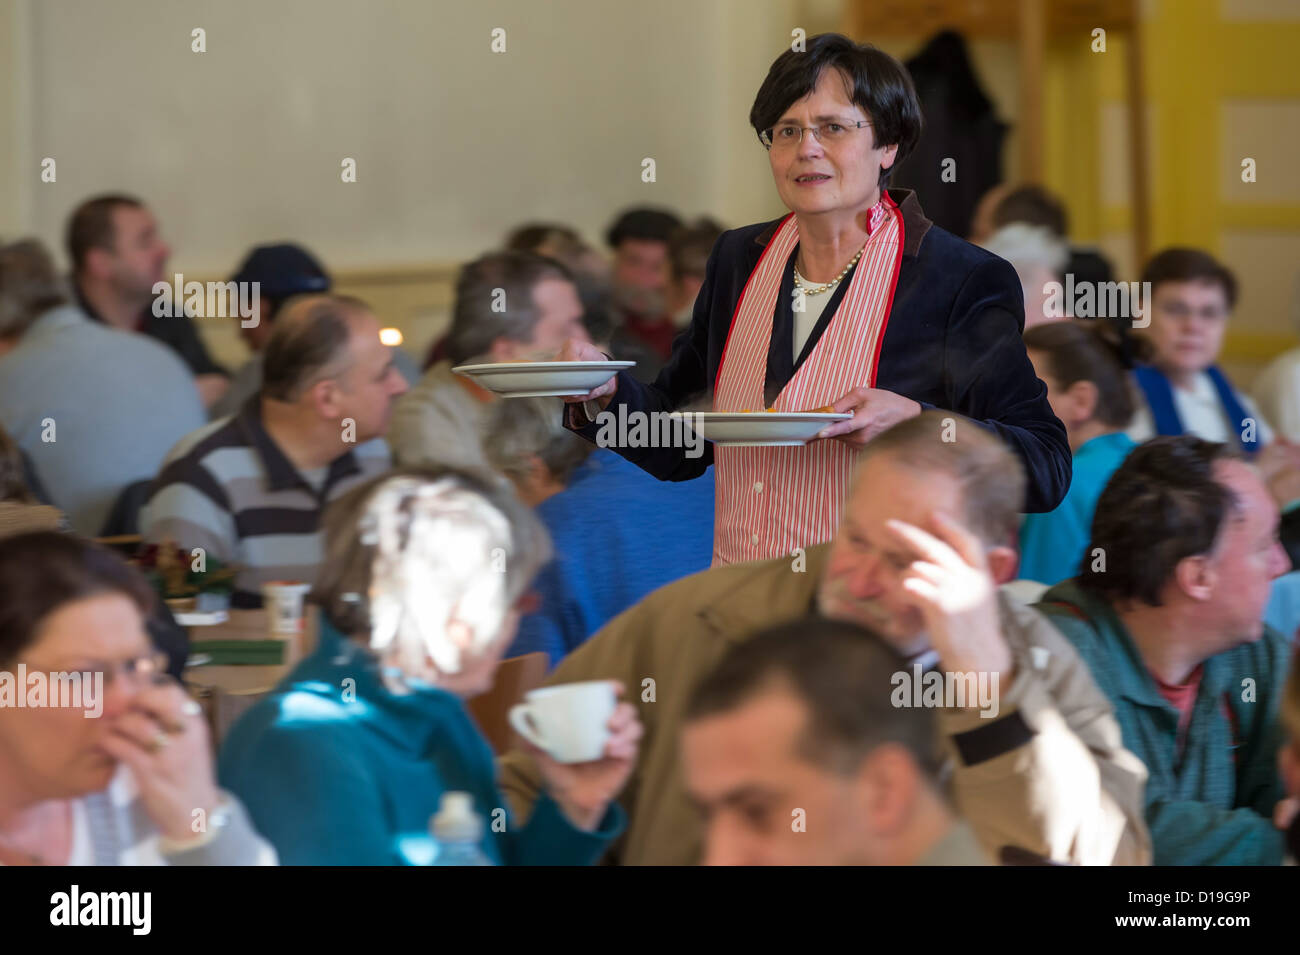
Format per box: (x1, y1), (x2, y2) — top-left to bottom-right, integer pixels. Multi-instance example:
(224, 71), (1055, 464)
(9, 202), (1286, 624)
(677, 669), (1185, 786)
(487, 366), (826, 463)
(571, 188), (1070, 513)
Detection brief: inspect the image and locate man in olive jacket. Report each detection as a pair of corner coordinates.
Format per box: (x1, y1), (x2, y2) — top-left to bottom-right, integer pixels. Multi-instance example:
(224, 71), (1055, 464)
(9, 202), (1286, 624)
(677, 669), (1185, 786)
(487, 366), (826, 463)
(500, 413), (1150, 865)
(1038, 437), (1293, 865)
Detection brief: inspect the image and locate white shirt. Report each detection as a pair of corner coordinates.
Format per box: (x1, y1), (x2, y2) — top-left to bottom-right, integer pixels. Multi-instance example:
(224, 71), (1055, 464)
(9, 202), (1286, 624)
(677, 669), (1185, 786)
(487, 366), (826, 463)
(1127, 369), (1275, 446)
(792, 281), (835, 362)
(1252, 346), (1300, 443)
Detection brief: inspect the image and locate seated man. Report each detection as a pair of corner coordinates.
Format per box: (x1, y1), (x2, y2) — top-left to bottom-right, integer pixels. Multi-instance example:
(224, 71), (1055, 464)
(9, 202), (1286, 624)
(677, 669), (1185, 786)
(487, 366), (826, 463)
(1038, 436), (1293, 864)
(0, 239), (206, 535)
(141, 295), (404, 606)
(66, 194), (229, 409)
(605, 207), (683, 363)
(683, 616), (990, 865)
(499, 411), (1150, 865)
(211, 243), (422, 422)
(208, 243), (331, 420)
(485, 397), (714, 668)
(387, 251), (589, 471)
(666, 217), (725, 331)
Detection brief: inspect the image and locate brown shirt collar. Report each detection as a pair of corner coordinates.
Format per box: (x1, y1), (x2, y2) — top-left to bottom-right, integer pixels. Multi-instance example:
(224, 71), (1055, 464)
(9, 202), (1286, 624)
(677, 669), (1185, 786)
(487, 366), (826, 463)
(753, 187), (932, 257)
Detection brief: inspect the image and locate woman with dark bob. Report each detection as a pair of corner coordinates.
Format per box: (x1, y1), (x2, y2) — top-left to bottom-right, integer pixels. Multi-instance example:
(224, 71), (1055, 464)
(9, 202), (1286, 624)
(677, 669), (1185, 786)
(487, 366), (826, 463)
(559, 33), (1069, 566)
(218, 466), (640, 864)
(0, 532), (275, 865)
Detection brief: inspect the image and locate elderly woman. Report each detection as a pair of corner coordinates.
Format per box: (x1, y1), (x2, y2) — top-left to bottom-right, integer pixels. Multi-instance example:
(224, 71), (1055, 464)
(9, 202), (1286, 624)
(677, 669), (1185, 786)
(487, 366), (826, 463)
(0, 532), (274, 865)
(559, 33), (1069, 565)
(217, 466), (639, 864)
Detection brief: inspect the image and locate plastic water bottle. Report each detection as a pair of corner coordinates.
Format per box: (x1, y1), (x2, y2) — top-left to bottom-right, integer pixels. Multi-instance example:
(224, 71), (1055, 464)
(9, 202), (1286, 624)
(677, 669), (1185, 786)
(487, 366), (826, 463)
(430, 791), (493, 866)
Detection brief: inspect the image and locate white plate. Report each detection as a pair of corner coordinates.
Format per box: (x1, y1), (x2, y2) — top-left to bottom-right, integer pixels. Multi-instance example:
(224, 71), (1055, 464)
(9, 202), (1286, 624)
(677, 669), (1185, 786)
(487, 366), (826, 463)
(175, 610), (229, 627)
(452, 360), (636, 397)
(669, 410), (852, 446)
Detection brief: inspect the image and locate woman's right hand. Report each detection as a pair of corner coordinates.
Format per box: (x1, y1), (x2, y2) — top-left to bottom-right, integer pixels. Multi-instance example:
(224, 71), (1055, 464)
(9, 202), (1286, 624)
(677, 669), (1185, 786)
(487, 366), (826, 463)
(556, 337), (619, 407)
(525, 683), (643, 832)
(99, 678), (222, 844)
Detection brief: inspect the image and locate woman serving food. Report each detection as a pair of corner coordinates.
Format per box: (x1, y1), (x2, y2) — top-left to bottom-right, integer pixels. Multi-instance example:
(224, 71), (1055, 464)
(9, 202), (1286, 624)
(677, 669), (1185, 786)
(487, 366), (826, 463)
(558, 33), (1070, 565)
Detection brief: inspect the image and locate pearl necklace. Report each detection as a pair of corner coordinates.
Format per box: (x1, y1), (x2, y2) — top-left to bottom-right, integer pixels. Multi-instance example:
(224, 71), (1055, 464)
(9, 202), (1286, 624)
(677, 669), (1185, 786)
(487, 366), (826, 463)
(793, 240), (869, 295)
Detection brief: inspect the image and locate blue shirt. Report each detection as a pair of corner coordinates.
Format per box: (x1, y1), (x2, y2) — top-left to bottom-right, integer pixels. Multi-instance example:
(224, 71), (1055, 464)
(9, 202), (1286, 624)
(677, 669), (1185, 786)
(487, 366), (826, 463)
(1018, 432), (1135, 585)
(0, 306), (206, 534)
(218, 621), (623, 865)
(508, 449), (714, 667)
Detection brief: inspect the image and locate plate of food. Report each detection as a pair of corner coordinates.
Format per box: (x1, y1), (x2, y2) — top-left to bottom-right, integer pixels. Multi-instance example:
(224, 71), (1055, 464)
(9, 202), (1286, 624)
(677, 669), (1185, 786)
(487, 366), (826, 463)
(668, 408), (852, 446)
(451, 360), (636, 397)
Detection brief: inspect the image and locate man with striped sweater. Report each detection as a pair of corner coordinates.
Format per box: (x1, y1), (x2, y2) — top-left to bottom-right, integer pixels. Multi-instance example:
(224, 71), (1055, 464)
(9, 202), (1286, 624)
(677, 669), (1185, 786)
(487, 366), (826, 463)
(141, 295), (403, 607)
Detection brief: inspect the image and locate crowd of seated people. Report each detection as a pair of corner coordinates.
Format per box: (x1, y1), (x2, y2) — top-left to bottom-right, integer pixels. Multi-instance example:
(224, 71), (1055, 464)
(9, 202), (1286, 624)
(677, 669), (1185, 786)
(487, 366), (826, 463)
(1, 183), (1299, 868)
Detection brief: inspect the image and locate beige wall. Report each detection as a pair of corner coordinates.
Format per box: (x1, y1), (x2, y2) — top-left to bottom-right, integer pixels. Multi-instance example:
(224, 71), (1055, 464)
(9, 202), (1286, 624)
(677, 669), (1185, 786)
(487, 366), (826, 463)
(7, 1), (1294, 379)
(1, 0), (811, 364)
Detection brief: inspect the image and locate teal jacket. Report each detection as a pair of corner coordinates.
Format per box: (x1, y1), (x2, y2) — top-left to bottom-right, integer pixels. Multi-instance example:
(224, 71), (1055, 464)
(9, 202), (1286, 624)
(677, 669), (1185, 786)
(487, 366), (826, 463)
(1018, 432), (1135, 585)
(1037, 581), (1288, 865)
(218, 620), (623, 865)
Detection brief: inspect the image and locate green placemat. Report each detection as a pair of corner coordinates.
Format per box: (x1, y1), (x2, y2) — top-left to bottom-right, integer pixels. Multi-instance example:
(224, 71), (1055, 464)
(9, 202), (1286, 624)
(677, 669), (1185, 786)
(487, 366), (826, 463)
(188, 640), (286, 666)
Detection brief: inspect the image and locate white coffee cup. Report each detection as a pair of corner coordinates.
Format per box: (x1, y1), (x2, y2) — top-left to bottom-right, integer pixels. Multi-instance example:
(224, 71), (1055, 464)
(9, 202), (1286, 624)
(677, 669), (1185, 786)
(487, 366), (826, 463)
(262, 581), (311, 636)
(508, 681), (617, 763)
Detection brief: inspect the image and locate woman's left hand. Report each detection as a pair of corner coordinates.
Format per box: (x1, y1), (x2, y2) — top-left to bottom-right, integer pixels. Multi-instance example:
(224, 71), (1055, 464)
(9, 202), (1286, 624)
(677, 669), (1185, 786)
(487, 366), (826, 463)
(527, 683), (643, 832)
(815, 386), (921, 446)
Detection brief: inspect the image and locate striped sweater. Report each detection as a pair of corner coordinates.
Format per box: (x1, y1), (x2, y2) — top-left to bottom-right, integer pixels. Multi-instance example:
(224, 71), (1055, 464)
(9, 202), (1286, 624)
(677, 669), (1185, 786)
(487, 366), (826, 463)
(140, 397), (390, 607)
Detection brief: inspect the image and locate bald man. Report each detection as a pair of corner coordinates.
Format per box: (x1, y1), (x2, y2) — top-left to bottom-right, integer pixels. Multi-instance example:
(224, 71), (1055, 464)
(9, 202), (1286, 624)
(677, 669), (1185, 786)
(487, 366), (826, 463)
(140, 295), (406, 606)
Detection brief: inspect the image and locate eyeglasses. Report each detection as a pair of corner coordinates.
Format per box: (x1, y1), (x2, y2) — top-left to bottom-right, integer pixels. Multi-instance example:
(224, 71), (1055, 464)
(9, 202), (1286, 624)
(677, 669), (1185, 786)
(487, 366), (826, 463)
(759, 120), (872, 150)
(22, 651), (170, 689)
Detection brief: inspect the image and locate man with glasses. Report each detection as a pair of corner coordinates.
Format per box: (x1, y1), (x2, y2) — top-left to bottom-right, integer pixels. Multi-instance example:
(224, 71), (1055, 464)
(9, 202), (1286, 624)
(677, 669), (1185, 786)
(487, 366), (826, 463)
(556, 33), (1069, 567)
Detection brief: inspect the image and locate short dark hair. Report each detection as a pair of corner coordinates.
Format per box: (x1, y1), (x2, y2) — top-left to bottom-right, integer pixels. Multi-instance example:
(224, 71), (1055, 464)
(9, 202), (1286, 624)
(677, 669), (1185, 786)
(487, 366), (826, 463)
(445, 251), (575, 366)
(1141, 248), (1238, 310)
(261, 294), (371, 402)
(749, 33), (922, 189)
(685, 616), (943, 780)
(994, 185), (1068, 237)
(1078, 436), (1243, 605)
(65, 194), (145, 274)
(605, 208), (682, 250)
(0, 532), (155, 667)
(0, 239), (69, 339)
(668, 218), (726, 282)
(1023, 320), (1152, 428)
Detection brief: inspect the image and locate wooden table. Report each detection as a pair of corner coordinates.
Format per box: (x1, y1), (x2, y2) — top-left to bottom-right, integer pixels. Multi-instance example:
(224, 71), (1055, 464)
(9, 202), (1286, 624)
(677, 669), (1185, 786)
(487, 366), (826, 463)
(184, 607), (319, 744)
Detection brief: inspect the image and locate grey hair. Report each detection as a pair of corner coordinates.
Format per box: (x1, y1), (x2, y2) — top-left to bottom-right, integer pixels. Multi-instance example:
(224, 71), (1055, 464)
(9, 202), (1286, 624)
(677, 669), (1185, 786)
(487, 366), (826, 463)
(445, 251), (574, 365)
(0, 239), (70, 340)
(981, 223), (1068, 278)
(484, 397), (594, 486)
(314, 465), (552, 675)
